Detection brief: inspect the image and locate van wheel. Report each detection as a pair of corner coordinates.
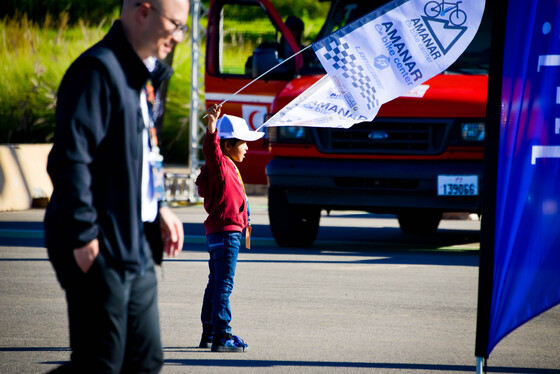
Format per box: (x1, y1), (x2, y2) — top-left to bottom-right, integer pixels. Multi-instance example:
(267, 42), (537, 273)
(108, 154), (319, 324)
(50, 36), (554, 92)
(268, 188), (320, 247)
(397, 210), (442, 234)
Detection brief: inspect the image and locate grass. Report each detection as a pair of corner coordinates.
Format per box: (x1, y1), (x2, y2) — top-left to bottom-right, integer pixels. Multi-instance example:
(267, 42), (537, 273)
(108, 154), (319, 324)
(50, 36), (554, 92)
(0, 7), (326, 162)
(0, 12), (194, 163)
(159, 41), (195, 164)
(0, 13), (109, 143)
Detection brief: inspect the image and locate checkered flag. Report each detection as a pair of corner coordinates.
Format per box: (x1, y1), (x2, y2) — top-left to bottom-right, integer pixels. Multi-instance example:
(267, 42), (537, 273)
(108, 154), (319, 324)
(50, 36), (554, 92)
(323, 41), (379, 111)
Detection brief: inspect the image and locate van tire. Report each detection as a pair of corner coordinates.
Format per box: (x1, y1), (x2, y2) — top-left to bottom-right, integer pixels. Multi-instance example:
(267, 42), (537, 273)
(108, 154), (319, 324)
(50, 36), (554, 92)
(397, 210), (442, 234)
(268, 188), (320, 247)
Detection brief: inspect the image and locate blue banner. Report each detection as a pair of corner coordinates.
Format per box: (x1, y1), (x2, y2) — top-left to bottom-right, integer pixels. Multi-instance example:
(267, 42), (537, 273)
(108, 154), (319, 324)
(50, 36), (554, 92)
(488, 0), (560, 355)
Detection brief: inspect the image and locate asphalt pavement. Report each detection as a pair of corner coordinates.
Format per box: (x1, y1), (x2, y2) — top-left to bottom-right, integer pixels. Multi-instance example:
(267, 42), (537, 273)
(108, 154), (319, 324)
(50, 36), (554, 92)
(1, 195), (559, 373)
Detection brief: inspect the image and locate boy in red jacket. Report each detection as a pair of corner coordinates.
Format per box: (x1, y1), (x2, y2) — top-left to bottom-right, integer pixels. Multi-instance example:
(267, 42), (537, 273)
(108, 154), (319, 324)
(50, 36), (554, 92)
(195, 104), (264, 352)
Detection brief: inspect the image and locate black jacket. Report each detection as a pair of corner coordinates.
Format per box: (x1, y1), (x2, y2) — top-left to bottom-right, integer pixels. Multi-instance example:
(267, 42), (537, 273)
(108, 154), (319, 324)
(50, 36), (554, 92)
(45, 21), (172, 271)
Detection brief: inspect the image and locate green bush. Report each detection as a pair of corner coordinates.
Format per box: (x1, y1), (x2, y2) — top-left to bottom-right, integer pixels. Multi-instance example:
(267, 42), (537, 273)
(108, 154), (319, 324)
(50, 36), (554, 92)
(158, 45), (194, 164)
(0, 0), (326, 163)
(2, 0), (121, 25)
(0, 13), (109, 143)
(274, 0), (329, 21)
(0, 13), (193, 163)
(1, 0), (326, 27)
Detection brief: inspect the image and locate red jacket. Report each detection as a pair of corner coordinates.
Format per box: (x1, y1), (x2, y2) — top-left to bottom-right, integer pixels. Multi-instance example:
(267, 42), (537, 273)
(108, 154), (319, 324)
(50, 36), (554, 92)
(196, 130), (247, 235)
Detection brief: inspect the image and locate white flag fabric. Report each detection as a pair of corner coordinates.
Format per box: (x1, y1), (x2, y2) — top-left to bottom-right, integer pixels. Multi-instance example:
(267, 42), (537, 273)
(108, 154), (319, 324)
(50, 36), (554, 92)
(265, 75), (378, 128)
(264, 0), (485, 128)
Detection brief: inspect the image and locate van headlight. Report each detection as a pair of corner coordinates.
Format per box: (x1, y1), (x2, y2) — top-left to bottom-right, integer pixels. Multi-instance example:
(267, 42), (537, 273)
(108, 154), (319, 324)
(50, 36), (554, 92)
(461, 122), (485, 142)
(279, 126), (306, 139)
(268, 126), (308, 143)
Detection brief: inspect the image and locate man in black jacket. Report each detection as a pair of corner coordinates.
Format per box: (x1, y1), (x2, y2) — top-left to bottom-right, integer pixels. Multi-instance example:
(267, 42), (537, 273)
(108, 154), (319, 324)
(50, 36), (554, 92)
(44, 0), (189, 372)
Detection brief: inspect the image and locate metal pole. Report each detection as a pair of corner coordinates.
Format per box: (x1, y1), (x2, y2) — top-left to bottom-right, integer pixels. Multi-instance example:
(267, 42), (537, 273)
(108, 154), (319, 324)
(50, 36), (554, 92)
(187, 0), (207, 202)
(476, 357), (484, 374)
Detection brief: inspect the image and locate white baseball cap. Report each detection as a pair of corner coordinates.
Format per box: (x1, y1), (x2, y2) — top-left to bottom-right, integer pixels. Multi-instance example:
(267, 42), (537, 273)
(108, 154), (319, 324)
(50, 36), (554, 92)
(217, 115), (264, 142)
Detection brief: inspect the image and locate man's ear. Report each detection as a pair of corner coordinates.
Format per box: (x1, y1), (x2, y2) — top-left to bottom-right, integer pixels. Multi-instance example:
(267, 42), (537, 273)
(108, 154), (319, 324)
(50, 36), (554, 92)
(135, 2), (151, 25)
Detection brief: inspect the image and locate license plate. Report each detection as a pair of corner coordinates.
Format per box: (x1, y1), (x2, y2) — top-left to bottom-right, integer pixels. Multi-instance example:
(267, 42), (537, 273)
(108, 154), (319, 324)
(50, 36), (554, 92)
(437, 175), (478, 196)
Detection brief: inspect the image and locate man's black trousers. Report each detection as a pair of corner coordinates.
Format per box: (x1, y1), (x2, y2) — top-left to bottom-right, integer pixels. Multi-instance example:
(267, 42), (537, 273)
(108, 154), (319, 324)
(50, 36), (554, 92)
(49, 244), (163, 374)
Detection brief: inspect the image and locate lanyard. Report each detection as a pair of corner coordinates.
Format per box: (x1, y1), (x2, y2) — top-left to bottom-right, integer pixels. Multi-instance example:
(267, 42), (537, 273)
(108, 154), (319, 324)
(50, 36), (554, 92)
(226, 156), (252, 249)
(225, 156), (250, 221)
(143, 80), (158, 148)
(141, 81), (165, 202)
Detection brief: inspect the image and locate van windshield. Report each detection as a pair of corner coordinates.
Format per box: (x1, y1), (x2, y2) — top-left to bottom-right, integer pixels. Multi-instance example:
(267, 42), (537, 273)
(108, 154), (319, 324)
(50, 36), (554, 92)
(301, 0), (491, 76)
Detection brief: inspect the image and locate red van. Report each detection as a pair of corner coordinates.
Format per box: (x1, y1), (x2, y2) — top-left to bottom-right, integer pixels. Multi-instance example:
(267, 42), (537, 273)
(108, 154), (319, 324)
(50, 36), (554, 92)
(205, 0), (491, 246)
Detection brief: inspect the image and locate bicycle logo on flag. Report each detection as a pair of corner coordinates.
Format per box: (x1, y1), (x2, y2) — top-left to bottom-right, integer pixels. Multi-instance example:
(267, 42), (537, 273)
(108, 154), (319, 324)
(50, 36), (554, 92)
(424, 0), (467, 26)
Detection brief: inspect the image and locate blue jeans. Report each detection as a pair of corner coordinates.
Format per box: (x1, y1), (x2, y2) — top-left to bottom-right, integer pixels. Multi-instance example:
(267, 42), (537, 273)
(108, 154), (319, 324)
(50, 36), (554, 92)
(201, 231), (241, 336)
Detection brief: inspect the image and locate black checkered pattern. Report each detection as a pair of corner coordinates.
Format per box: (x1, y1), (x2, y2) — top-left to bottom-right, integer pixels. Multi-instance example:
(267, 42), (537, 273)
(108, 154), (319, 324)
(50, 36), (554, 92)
(323, 41), (379, 111)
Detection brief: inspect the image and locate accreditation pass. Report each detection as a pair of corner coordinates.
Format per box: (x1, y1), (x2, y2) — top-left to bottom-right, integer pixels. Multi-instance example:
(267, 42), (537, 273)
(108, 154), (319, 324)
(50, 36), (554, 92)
(437, 175), (478, 196)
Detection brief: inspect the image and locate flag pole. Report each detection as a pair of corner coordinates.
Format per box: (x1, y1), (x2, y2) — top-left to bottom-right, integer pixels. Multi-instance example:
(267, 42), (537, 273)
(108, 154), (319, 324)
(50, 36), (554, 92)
(476, 357), (486, 374)
(202, 45), (313, 119)
(474, 0), (507, 367)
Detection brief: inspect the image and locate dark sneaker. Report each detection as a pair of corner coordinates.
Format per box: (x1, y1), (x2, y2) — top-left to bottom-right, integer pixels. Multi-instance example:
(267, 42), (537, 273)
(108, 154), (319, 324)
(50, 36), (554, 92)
(211, 334), (248, 352)
(199, 333), (213, 348)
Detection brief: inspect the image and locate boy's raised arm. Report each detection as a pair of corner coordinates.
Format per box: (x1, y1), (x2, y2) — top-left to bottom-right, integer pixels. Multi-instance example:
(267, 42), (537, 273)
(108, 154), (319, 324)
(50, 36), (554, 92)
(206, 104), (222, 133)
